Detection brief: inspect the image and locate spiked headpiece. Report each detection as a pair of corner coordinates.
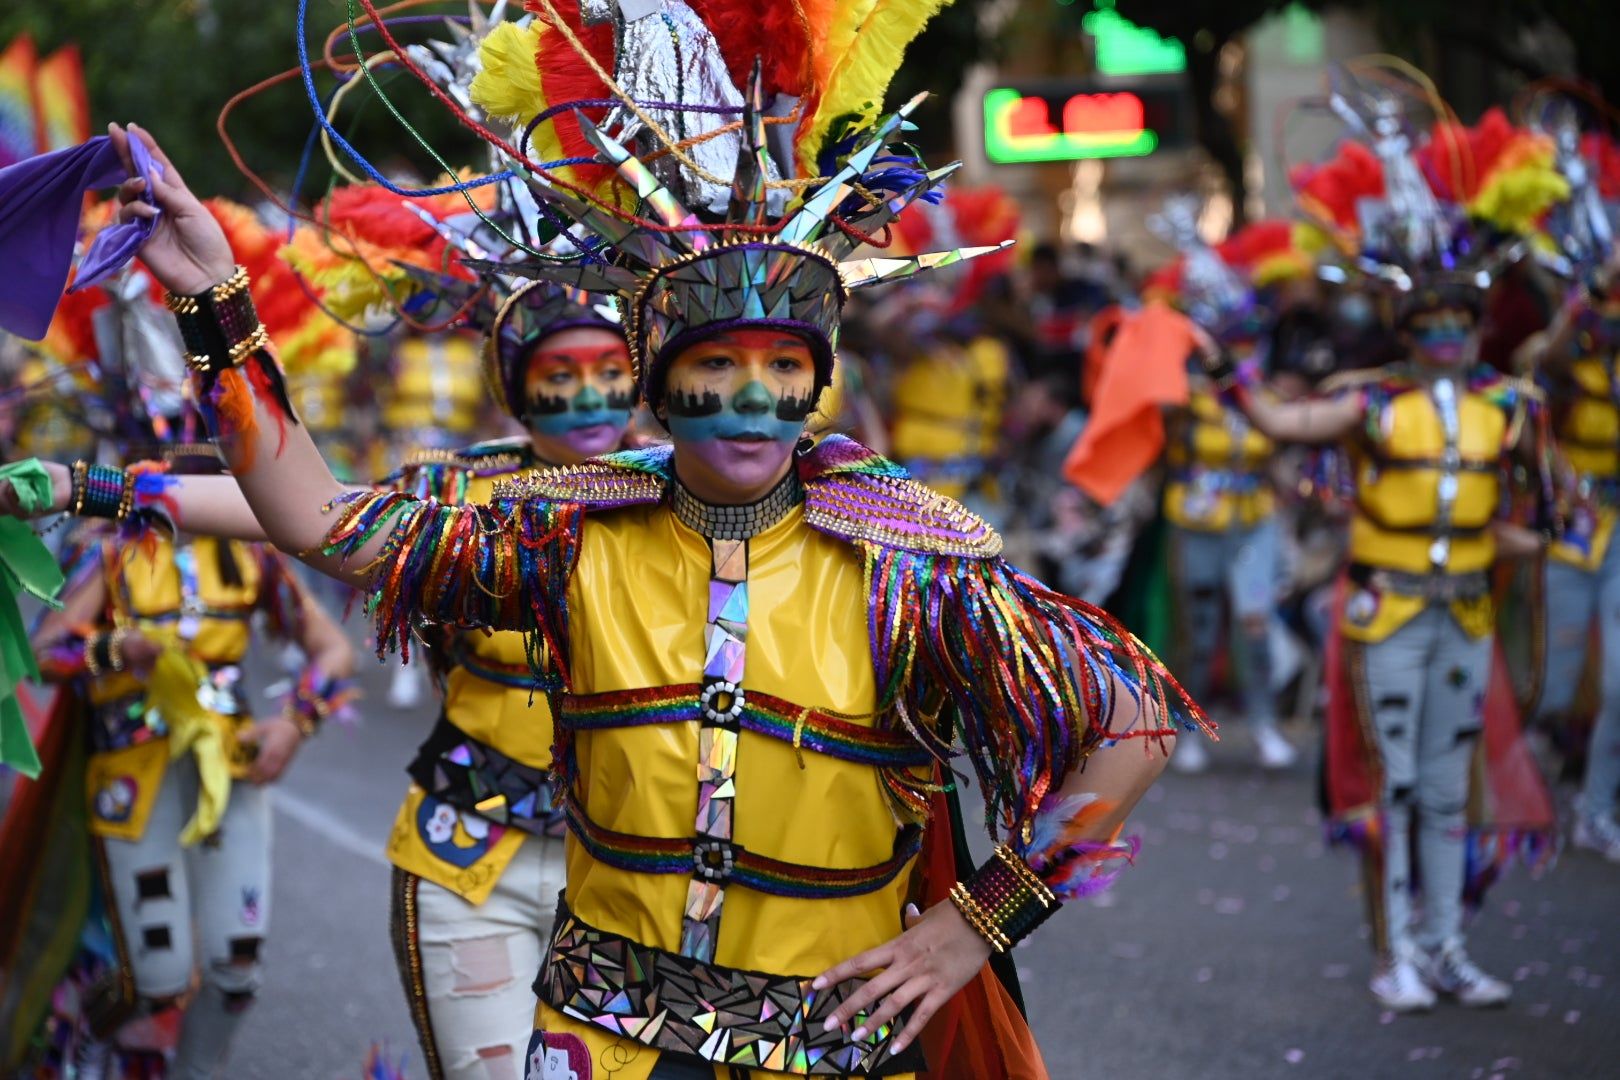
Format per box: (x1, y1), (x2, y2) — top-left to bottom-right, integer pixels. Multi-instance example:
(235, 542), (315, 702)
(482, 277), (622, 417)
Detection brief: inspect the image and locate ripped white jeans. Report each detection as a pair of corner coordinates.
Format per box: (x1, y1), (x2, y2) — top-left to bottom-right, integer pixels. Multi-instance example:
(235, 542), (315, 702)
(396, 835), (567, 1080)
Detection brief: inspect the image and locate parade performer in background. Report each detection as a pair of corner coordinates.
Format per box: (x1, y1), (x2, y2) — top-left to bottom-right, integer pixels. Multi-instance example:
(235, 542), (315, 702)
(1, 5), (1215, 1074)
(1519, 99), (1620, 860)
(1230, 82), (1566, 1011)
(1117, 202), (1306, 774)
(0, 243), (355, 1078)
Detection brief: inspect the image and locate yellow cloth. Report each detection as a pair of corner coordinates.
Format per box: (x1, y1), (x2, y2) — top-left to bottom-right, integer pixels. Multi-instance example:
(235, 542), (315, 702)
(383, 468), (557, 901)
(145, 649), (232, 845)
(564, 503), (911, 976)
(1341, 384), (1507, 643)
(1163, 386), (1275, 530)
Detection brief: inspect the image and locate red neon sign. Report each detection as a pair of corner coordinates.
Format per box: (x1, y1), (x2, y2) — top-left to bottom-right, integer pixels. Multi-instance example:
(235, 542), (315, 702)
(984, 88), (1159, 163)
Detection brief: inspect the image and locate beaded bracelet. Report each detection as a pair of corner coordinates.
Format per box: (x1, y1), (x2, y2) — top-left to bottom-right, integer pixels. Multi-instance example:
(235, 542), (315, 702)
(949, 844), (1060, 953)
(69, 462), (132, 520)
(164, 265), (268, 376)
(82, 630), (127, 677)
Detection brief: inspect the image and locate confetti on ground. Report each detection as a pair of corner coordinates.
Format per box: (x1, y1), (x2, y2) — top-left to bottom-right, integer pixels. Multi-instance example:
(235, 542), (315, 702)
(1215, 896), (1246, 915)
(1321, 963), (1350, 980)
(1284, 1049), (1305, 1064)
(1195, 967), (1214, 983)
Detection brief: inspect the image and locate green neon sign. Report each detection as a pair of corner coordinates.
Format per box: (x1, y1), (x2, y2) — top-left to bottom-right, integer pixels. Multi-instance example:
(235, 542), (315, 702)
(983, 87), (1159, 163)
(1081, 1), (1186, 77)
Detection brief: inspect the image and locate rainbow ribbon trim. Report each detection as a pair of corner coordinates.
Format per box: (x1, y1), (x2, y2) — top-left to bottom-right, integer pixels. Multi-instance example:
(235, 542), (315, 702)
(560, 684), (935, 769)
(565, 801), (923, 901)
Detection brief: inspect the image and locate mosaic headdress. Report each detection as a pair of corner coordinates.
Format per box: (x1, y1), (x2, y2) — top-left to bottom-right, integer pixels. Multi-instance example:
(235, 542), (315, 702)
(482, 276), (623, 416)
(463, 1), (1007, 405)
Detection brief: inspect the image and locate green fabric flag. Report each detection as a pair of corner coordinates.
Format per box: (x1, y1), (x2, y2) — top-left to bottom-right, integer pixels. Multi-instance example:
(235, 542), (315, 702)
(0, 460), (65, 778)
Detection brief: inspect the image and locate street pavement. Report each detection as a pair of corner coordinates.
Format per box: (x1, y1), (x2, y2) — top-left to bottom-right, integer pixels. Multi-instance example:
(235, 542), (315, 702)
(228, 625), (1619, 1079)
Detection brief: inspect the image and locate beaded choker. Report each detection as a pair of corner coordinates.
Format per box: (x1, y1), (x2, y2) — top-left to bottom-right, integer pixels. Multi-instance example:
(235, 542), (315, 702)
(670, 472), (803, 541)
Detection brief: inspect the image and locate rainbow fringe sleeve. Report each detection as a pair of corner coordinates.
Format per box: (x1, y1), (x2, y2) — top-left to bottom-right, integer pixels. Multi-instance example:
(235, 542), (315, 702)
(870, 544), (1209, 844)
(316, 490), (581, 681)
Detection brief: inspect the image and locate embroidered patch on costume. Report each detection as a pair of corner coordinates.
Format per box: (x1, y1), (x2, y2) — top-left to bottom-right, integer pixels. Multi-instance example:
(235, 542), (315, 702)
(94, 776), (137, 823)
(134, 868), (170, 902)
(240, 887), (261, 927)
(526, 1030), (590, 1080)
(416, 794), (501, 869)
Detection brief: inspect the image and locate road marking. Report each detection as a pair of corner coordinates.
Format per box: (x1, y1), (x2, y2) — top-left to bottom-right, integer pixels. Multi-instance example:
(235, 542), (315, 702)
(272, 788), (389, 867)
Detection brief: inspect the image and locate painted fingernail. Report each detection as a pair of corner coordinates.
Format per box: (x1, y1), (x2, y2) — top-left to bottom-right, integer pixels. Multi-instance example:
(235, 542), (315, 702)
(822, 1017), (838, 1033)
(905, 903), (920, 917)
(851, 1026), (868, 1042)
(811, 976), (826, 990)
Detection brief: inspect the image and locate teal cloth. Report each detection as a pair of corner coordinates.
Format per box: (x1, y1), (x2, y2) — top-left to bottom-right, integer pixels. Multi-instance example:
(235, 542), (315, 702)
(0, 460), (65, 778)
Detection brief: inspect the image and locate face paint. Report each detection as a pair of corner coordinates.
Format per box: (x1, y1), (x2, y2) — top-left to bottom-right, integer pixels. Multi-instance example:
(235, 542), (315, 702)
(664, 329), (818, 501)
(520, 327), (634, 461)
(1407, 309), (1474, 366)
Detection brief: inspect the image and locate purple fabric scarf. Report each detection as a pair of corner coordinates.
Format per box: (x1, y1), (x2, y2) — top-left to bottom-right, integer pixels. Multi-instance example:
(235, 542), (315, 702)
(0, 134), (160, 340)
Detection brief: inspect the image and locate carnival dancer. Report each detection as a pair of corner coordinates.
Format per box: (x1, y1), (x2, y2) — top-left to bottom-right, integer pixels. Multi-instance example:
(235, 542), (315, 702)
(1142, 203), (1302, 773)
(1527, 270), (1620, 860)
(5, 12), (1217, 1074)
(1229, 83), (1567, 1012)
(1519, 99), (1620, 859)
(0, 258), (355, 1077)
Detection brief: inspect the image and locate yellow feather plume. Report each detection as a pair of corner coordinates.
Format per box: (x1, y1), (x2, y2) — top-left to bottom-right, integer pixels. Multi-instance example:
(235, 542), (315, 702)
(797, 0), (954, 176)
(471, 21), (546, 126)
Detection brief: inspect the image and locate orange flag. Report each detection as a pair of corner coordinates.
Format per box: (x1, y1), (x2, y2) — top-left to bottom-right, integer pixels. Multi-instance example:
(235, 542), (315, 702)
(1063, 300), (1196, 505)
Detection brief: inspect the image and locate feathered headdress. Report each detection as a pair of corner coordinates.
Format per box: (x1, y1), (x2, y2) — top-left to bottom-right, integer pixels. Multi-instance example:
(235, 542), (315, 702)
(1293, 64), (1569, 316)
(461, 0), (1004, 404)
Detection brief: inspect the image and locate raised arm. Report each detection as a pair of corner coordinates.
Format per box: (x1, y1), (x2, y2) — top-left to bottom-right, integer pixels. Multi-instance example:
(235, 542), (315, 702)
(1238, 385), (1365, 445)
(12, 462), (275, 541)
(100, 124), (372, 581)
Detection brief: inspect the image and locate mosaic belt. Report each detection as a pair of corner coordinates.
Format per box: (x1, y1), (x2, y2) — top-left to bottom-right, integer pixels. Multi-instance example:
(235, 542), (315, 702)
(407, 714), (559, 833)
(564, 800), (922, 901)
(537, 899), (924, 1076)
(559, 684), (935, 769)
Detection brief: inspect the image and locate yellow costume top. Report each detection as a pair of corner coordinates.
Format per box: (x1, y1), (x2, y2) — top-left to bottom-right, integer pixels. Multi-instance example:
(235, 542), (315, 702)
(889, 335), (1009, 500)
(381, 334), (484, 443)
(1549, 355), (1619, 570)
(325, 436), (1198, 1078)
(1334, 368), (1533, 643)
(1164, 382), (1275, 531)
(381, 439), (562, 904)
(84, 534), (300, 842)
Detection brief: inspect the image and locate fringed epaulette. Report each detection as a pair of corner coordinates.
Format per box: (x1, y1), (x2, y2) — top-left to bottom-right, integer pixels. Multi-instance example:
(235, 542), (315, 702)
(385, 439), (535, 502)
(801, 436), (1002, 559)
(1472, 370), (1545, 405)
(494, 444), (670, 509)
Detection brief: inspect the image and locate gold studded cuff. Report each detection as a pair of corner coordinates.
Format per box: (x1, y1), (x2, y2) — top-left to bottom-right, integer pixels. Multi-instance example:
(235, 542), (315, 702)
(165, 265), (266, 376)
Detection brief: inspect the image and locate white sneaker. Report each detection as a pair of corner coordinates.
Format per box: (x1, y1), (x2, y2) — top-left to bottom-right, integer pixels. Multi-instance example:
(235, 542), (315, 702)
(1169, 735), (1210, 774)
(1369, 953), (1437, 1012)
(387, 664), (424, 710)
(1572, 813), (1620, 863)
(1418, 942), (1512, 1008)
(1254, 726), (1298, 770)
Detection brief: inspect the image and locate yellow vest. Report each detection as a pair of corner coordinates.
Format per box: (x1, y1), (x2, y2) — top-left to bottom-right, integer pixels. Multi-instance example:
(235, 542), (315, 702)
(563, 505), (907, 974)
(889, 335), (1009, 500)
(1164, 384), (1275, 530)
(1550, 356), (1620, 569)
(1340, 373), (1516, 642)
(85, 536), (276, 841)
(380, 335), (483, 438)
(385, 451), (560, 903)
